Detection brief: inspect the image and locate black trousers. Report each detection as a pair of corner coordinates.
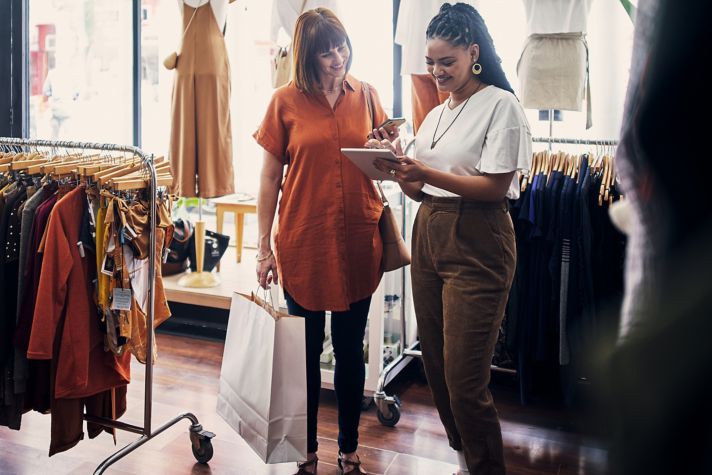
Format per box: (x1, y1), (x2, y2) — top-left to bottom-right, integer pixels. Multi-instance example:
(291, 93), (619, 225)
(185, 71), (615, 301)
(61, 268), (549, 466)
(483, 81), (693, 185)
(284, 291), (371, 454)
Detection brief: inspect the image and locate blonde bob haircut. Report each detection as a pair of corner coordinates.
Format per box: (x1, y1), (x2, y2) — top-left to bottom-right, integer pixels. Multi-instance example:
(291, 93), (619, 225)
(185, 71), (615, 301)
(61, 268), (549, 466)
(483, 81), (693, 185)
(291, 8), (353, 96)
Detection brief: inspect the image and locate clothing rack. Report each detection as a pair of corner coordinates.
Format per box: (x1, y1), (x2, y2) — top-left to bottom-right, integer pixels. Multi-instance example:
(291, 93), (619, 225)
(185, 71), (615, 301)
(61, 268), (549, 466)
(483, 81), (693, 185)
(532, 136), (619, 146)
(0, 137), (214, 474)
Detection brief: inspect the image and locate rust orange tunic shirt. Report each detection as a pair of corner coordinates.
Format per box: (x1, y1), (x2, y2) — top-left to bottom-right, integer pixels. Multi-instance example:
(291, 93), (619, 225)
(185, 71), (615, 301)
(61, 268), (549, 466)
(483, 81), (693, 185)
(254, 75), (388, 311)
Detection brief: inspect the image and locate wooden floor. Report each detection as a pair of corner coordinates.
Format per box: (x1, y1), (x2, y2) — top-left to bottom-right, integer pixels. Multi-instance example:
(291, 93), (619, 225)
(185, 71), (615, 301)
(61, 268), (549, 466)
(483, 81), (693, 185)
(0, 333), (607, 475)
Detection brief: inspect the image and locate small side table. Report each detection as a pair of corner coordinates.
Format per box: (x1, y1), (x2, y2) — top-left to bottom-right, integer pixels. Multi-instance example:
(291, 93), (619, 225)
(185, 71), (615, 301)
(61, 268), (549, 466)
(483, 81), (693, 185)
(213, 195), (257, 270)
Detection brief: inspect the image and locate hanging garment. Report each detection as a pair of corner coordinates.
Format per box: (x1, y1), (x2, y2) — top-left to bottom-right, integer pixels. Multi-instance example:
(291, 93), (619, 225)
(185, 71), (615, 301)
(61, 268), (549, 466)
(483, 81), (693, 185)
(410, 74), (449, 134)
(517, 0), (594, 128)
(169, 2), (235, 198)
(517, 33), (591, 125)
(270, 0), (340, 43)
(522, 0), (593, 35)
(0, 186), (27, 430)
(27, 185), (131, 399)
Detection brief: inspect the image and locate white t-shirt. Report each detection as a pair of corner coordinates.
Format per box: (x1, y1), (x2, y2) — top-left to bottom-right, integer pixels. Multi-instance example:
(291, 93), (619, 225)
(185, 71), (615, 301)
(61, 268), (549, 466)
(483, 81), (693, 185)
(270, 0), (341, 43)
(395, 0), (479, 75)
(522, 0), (594, 35)
(415, 86), (532, 200)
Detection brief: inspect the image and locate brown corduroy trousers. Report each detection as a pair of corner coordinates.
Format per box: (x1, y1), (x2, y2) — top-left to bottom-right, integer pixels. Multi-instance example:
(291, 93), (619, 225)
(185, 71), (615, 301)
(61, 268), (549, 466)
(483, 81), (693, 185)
(411, 196), (516, 475)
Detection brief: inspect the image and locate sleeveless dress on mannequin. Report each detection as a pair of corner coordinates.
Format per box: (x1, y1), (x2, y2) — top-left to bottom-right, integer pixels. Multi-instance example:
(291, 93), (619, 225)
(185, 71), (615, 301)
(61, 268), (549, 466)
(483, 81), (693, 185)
(169, 0), (235, 198)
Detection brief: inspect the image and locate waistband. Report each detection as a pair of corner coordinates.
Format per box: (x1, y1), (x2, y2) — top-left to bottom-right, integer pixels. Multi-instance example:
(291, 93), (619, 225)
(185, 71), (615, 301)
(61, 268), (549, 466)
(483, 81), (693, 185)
(528, 32), (587, 41)
(421, 195), (508, 212)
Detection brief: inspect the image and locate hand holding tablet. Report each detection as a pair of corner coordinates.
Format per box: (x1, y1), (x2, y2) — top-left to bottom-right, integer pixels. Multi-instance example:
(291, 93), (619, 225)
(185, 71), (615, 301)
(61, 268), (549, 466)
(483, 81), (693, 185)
(340, 148), (402, 181)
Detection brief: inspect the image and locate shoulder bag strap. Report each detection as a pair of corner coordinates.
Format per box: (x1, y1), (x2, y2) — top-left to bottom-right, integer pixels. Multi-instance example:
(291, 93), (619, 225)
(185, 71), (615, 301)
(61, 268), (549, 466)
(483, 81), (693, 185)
(361, 82), (376, 129)
(362, 82), (389, 205)
(178, 5), (200, 54)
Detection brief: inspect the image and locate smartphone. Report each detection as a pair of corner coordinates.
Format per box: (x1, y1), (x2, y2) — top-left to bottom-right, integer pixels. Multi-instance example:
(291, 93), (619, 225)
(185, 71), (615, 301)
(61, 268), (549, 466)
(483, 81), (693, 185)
(376, 117), (406, 130)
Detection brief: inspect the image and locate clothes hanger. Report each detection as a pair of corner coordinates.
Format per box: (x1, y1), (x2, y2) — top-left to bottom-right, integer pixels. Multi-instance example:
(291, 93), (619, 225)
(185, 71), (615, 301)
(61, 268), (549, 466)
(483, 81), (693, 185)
(109, 163), (171, 187)
(110, 174), (173, 191)
(570, 154), (579, 180)
(605, 156), (616, 204)
(95, 156), (165, 186)
(520, 151), (537, 192)
(534, 151), (544, 176)
(598, 155), (609, 206)
(560, 153), (569, 173)
(542, 150), (551, 178)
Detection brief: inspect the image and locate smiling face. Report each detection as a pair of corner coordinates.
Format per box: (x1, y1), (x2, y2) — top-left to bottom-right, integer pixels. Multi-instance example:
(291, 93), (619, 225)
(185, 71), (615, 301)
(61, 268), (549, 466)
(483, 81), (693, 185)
(316, 42), (350, 83)
(425, 37), (479, 94)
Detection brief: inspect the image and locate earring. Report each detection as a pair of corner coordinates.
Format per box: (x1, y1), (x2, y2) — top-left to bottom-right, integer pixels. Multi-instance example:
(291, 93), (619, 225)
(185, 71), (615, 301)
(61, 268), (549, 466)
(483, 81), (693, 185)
(472, 62), (482, 75)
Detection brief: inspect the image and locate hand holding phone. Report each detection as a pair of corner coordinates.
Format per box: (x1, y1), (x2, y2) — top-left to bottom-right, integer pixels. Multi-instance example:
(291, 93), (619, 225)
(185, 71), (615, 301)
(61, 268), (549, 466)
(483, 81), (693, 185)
(368, 117), (405, 140)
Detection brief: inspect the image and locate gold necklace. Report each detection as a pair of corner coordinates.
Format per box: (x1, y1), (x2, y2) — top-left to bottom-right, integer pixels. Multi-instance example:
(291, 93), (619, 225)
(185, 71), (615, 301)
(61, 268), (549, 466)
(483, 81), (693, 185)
(430, 82), (486, 150)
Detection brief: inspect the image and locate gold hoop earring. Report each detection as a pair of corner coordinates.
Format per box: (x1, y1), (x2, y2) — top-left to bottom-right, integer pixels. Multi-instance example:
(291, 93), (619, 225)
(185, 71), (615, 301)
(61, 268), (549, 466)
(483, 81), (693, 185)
(472, 62), (482, 75)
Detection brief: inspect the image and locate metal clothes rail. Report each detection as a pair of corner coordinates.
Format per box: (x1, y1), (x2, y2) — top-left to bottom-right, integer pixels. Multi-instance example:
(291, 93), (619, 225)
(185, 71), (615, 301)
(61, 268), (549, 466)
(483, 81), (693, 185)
(532, 136), (619, 146)
(0, 138), (214, 474)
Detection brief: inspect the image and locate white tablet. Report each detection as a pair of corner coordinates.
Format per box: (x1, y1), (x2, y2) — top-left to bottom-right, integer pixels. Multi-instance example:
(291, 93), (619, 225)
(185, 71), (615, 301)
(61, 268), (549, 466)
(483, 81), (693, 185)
(340, 148), (400, 181)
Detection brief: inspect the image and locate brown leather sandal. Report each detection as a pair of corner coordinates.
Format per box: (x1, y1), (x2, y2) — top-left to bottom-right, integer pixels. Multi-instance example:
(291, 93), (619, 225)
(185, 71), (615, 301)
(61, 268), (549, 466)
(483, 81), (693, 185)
(294, 456), (318, 475)
(338, 451), (367, 474)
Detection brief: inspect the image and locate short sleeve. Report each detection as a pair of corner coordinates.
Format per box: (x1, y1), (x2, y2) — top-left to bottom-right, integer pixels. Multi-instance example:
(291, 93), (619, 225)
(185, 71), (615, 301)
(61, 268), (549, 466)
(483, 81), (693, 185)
(253, 91), (290, 163)
(478, 95), (532, 174)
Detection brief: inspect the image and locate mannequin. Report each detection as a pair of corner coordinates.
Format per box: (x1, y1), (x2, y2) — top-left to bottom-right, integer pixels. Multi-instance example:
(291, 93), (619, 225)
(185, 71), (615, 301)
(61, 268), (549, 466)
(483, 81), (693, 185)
(170, 0), (236, 288)
(517, 0), (594, 128)
(270, 0), (340, 43)
(179, 0), (235, 33)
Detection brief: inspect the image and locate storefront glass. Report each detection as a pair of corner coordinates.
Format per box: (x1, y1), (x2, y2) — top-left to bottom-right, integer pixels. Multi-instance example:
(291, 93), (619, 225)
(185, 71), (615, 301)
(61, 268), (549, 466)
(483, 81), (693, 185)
(28, 0), (133, 143)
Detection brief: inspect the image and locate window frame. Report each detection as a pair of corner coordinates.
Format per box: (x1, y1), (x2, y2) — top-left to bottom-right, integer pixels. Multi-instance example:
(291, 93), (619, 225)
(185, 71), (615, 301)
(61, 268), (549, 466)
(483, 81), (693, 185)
(1, 0), (403, 144)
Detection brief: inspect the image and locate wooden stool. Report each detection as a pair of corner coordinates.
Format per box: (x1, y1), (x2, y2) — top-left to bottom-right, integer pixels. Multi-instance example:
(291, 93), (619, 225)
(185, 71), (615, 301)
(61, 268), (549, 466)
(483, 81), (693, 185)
(213, 195), (257, 270)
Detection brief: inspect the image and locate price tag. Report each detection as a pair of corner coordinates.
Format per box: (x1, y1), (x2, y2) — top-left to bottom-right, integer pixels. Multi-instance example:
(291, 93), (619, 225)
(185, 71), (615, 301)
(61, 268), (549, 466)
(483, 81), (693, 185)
(101, 255), (115, 276)
(110, 288), (133, 311)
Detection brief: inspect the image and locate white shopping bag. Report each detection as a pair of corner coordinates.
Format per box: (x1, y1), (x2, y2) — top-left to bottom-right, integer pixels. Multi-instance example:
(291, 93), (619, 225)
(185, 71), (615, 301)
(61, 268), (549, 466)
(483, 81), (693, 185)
(217, 291), (307, 463)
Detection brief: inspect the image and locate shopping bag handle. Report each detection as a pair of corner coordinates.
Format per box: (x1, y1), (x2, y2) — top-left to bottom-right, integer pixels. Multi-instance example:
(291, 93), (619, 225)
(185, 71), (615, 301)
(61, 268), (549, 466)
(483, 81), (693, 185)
(248, 287), (290, 322)
(254, 285), (277, 310)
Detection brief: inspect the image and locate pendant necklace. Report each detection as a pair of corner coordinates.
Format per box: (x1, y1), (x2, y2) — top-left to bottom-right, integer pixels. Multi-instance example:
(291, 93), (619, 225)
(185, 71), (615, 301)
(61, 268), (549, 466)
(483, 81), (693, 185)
(430, 82), (486, 149)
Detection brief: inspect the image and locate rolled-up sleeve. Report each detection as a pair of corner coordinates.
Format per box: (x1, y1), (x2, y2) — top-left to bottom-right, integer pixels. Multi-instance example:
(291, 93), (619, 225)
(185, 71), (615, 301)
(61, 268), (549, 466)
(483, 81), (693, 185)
(254, 92), (289, 163)
(479, 125), (532, 174)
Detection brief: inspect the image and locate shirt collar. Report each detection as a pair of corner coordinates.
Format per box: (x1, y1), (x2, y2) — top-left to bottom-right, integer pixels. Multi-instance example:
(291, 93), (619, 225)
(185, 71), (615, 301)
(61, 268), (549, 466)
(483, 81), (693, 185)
(343, 75), (356, 92)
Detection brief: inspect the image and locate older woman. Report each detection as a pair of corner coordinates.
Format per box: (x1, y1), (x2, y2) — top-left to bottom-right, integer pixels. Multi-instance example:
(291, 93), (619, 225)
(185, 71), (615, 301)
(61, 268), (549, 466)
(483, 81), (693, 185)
(254, 8), (396, 475)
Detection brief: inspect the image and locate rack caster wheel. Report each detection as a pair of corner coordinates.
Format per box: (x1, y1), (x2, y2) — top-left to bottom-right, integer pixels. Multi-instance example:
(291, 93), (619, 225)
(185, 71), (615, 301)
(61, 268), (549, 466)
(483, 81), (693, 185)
(360, 395), (374, 412)
(377, 404), (401, 427)
(189, 424), (215, 464)
(192, 438), (214, 464)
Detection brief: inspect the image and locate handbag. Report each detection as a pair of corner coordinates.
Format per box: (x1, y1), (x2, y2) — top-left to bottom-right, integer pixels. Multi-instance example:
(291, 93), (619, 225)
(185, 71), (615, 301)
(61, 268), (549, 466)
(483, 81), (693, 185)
(163, 6), (199, 70)
(217, 291), (307, 463)
(162, 218), (194, 276)
(363, 81), (411, 272)
(270, 0), (308, 88)
(188, 228), (230, 272)
(271, 46), (292, 88)
(376, 182), (411, 272)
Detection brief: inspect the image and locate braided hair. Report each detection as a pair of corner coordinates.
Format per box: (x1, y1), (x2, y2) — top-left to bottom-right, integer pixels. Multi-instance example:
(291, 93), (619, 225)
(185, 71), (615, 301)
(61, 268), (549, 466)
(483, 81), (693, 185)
(426, 3), (514, 94)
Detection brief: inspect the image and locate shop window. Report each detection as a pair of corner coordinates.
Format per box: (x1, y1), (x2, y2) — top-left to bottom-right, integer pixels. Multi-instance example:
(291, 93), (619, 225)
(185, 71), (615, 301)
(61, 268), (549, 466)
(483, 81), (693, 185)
(29, 0), (133, 143)
(140, 0), (180, 156)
